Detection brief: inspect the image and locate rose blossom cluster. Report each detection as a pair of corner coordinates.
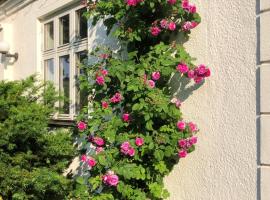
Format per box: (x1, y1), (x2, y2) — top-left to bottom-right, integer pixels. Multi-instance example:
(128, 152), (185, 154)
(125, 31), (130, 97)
(102, 171), (119, 186)
(120, 141), (135, 157)
(96, 68), (108, 86)
(182, 0), (197, 14)
(88, 136), (105, 153)
(81, 154), (97, 167)
(110, 92), (122, 103)
(176, 121), (198, 158)
(151, 20), (177, 37)
(177, 63), (211, 84)
(178, 136), (198, 158)
(177, 121), (198, 132)
(126, 0), (143, 6)
(146, 71), (160, 88)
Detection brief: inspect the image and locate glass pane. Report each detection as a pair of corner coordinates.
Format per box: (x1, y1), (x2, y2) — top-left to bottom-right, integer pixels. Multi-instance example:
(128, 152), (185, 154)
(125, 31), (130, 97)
(59, 15), (70, 45)
(44, 22), (54, 50)
(59, 55), (70, 114)
(44, 59), (54, 83)
(76, 8), (87, 39)
(76, 51), (88, 113)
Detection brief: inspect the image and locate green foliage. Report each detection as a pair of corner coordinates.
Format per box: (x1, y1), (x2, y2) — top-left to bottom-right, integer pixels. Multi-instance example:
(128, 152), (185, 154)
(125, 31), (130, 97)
(0, 76), (75, 199)
(89, 0), (201, 53)
(74, 0), (209, 199)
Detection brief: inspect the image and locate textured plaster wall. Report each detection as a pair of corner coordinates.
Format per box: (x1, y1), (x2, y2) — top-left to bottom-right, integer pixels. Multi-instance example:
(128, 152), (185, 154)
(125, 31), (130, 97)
(164, 0), (257, 200)
(0, 0), (258, 199)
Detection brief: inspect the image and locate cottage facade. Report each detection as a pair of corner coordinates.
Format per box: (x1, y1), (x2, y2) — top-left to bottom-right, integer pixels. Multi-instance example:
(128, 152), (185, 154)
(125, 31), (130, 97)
(0, 0), (267, 199)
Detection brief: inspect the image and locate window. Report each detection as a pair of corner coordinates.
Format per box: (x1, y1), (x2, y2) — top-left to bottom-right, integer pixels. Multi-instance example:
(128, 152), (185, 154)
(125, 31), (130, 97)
(44, 22), (54, 50)
(76, 51), (88, 113)
(42, 4), (88, 119)
(59, 55), (70, 114)
(44, 59), (54, 82)
(76, 8), (88, 39)
(59, 15), (70, 45)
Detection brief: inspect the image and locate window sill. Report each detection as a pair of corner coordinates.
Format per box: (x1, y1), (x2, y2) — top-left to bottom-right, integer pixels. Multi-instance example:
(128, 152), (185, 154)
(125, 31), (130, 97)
(49, 118), (75, 126)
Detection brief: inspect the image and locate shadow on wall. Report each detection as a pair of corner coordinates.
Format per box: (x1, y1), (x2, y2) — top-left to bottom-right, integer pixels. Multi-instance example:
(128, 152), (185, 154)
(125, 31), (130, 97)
(169, 73), (203, 102)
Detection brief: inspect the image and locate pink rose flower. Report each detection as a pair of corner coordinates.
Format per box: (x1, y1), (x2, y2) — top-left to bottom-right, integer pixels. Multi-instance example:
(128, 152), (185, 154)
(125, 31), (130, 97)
(182, 21), (198, 31)
(189, 136), (198, 145)
(194, 76), (203, 84)
(107, 174), (119, 186)
(167, 0), (176, 4)
(182, 1), (197, 13)
(100, 54), (109, 59)
(96, 76), (105, 85)
(188, 122), (198, 132)
(204, 68), (211, 77)
(168, 22), (176, 31)
(176, 63), (189, 73)
(122, 113), (130, 122)
(121, 142), (130, 152)
(126, 0), (138, 6)
(148, 80), (155, 88)
(102, 101), (109, 109)
(171, 97), (182, 108)
(181, 0), (189, 9)
(110, 92), (122, 103)
(94, 137), (105, 146)
(135, 137), (144, 146)
(175, 99), (182, 108)
(101, 69), (108, 76)
(197, 64), (207, 76)
(128, 148), (135, 156)
(188, 3), (197, 13)
(87, 158), (97, 167)
(81, 154), (88, 162)
(177, 120), (186, 131)
(160, 19), (168, 29)
(178, 150), (188, 158)
(178, 139), (187, 148)
(77, 121), (87, 131)
(187, 70), (195, 78)
(96, 147), (104, 154)
(103, 171), (119, 186)
(151, 26), (161, 36)
(152, 71), (161, 81)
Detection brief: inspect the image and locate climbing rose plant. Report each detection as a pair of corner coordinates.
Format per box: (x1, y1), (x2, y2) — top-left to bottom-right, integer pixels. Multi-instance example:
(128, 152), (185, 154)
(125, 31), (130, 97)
(75, 0), (211, 199)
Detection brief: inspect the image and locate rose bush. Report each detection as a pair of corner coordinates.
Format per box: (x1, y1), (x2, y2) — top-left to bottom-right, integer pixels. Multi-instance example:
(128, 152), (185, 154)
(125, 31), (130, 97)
(74, 0), (211, 199)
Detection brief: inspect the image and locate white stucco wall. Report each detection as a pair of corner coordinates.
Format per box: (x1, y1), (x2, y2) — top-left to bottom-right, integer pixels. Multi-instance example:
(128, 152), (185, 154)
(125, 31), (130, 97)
(164, 0), (257, 200)
(0, 0), (257, 199)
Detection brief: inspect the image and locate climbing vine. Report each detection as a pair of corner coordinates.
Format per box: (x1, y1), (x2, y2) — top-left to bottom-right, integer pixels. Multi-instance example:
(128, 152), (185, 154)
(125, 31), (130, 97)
(75, 0), (211, 199)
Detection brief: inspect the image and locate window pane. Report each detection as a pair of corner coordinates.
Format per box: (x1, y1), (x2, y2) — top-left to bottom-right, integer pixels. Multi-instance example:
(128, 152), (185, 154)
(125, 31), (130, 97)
(76, 8), (87, 39)
(76, 51), (88, 113)
(59, 15), (70, 45)
(59, 55), (70, 114)
(44, 59), (54, 83)
(44, 22), (54, 50)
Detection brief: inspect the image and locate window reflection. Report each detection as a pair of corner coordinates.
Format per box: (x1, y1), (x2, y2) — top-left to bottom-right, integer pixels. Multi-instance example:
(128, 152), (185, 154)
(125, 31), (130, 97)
(44, 22), (54, 50)
(59, 15), (70, 45)
(44, 59), (54, 83)
(59, 55), (70, 114)
(76, 51), (88, 113)
(76, 8), (88, 39)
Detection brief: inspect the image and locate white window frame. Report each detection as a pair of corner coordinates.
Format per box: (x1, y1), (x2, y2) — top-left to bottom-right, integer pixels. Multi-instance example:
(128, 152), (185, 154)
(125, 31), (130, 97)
(41, 3), (88, 120)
